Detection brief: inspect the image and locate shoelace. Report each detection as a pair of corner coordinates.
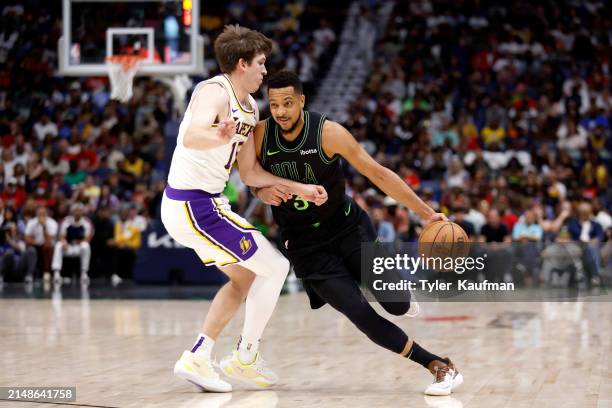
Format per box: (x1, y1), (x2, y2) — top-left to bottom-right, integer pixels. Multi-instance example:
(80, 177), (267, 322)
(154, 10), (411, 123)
(433, 365), (451, 383)
(254, 355), (276, 379)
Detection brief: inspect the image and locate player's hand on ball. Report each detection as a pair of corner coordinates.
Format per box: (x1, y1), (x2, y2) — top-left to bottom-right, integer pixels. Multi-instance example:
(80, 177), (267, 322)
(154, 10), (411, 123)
(423, 212), (448, 226)
(217, 117), (236, 142)
(298, 185), (328, 206)
(258, 186), (293, 206)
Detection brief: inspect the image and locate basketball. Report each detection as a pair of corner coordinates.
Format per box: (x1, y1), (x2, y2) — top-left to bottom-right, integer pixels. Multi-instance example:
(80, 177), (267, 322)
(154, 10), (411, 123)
(418, 221), (470, 268)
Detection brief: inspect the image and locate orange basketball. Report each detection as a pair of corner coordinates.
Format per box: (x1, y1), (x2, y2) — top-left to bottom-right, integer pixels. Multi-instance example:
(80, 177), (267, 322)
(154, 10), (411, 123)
(418, 221), (470, 271)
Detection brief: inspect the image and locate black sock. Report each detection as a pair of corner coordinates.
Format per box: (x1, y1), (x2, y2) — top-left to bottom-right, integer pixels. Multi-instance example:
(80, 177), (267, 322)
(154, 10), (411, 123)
(406, 342), (444, 369)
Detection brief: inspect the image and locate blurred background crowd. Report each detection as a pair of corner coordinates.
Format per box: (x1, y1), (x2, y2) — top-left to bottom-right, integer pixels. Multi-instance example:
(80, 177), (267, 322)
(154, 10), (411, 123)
(0, 0), (610, 289)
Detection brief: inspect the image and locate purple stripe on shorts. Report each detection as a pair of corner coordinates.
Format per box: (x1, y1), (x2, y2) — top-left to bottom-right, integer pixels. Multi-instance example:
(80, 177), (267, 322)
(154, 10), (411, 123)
(191, 336), (204, 353)
(165, 185), (220, 201)
(187, 200), (259, 261)
(211, 200), (258, 232)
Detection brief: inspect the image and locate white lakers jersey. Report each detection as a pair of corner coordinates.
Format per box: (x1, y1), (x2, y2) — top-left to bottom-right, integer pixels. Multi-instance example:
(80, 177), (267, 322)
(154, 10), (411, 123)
(167, 74), (258, 193)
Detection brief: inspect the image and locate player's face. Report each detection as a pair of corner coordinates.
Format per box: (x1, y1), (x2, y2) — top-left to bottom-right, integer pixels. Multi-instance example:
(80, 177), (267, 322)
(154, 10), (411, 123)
(268, 87), (305, 132)
(244, 53), (267, 93)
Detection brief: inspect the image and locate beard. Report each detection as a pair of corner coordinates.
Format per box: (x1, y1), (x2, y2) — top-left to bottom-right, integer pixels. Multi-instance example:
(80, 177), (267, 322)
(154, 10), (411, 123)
(277, 114), (302, 134)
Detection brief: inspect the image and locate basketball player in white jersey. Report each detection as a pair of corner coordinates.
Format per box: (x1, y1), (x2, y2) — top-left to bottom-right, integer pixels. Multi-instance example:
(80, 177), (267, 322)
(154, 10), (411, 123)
(162, 25), (327, 392)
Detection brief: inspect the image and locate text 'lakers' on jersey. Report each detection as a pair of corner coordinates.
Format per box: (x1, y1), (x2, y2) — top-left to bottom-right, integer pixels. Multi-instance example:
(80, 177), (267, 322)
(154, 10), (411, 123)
(260, 111), (347, 231)
(168, 74), (257, 193)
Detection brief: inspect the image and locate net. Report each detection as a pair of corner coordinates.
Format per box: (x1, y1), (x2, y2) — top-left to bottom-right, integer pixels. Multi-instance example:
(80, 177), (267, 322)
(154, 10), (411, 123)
(106, 55), (142, 102)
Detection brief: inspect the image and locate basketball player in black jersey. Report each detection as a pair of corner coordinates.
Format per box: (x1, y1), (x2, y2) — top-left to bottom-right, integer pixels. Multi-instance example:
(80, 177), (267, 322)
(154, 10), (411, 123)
(251, 71), (464, 396)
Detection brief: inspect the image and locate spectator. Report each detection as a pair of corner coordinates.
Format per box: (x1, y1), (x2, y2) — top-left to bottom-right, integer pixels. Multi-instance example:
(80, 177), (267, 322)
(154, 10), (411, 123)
(27, 152), (45, 183)
(64, 160), (87, 187)
(51, 203), (93, 285)
(451, 207), (475, 239)
(33, 114), (58, 141)
(568, 202), (605, 244)
(445, 158), (469, 189)
(371, 203), (396, 243)
(512, 208), (543, 284)
(0, 207), (36, 284)
(123, 151), (144, 178)
(567, 202), (605, 286)
(465, 200), (488, 236)
(537, 201), (572, 239)
(431, 116), (459, 148)
(593, 200), (612, 232)
(481, 118), (506, 149)
(480, 209), (511, 243)
(112, 206), (142, 286)
(557, 118), (588, 155)
(512, 209), (543, 242)
(90, 205), (115, 279)
(0, 178), (26, 210)
(541, 227), (584, 287)
(24, 206), (58, 281)
(43, 151), (70, 176)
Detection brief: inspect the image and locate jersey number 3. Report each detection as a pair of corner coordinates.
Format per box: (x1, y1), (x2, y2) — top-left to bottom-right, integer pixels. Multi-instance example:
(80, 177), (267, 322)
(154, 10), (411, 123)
(293, 195), (309, 211)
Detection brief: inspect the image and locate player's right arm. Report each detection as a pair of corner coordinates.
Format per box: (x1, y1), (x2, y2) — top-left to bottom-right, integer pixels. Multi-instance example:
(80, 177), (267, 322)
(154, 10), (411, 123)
(183, 83), (235, 150)
(250, 120), (294, 206)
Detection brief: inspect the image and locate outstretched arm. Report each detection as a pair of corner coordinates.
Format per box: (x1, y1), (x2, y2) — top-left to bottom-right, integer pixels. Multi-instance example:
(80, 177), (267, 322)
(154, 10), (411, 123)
(322, 121), (445, 224)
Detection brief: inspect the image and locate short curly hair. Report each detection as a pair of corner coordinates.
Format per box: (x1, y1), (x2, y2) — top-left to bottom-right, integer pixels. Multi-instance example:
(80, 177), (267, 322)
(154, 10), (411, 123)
(267, 70), (303, 94)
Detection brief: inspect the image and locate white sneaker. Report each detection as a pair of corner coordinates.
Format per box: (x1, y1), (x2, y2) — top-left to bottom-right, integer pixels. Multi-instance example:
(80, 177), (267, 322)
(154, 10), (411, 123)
(111, 274), (123, 287)
(424, 359), (463, 396)
(173, 350), (232, 392)
(220, 350), (278, 389)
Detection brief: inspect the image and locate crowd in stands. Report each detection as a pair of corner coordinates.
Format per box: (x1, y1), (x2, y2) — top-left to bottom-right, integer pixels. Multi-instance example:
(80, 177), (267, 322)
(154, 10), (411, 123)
(0, 0), (339, 286)
(335, 0), (611, 286)
(233, 0), (611, 287)
(1, 0), (610, 288)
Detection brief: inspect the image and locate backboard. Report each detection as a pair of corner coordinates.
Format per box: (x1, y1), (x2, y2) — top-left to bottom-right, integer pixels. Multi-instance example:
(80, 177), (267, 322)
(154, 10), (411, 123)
(59, 0), (204, 76)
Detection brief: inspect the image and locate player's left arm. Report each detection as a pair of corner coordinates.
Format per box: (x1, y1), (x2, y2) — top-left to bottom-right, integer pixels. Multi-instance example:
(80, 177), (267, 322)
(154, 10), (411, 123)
(249, 120), (293, 205)
(322, 121), (446, 224)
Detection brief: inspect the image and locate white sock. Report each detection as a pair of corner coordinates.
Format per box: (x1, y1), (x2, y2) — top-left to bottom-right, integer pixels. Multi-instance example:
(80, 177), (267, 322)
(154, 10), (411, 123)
(239, 267), (288, 363)
(191, 333), (215, 359)
(237, 335), (259, 364)
(235, 243), (289, 364)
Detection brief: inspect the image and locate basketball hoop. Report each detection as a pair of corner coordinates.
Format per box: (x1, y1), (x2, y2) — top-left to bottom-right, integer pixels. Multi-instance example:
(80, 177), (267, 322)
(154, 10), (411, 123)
(106, 55), (142, 102)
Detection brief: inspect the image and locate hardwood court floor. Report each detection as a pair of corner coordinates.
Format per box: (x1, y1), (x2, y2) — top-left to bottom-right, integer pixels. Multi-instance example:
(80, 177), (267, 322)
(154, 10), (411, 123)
(0, 291), (610, 408)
